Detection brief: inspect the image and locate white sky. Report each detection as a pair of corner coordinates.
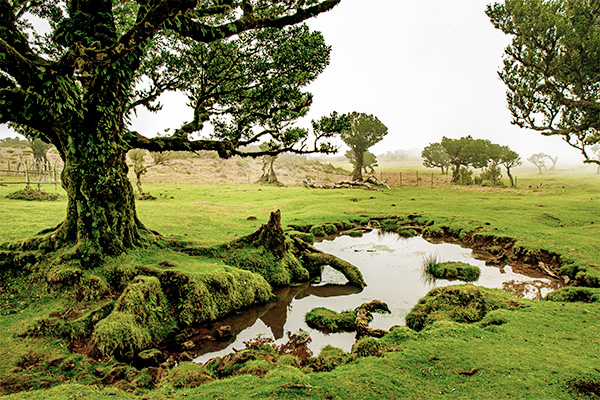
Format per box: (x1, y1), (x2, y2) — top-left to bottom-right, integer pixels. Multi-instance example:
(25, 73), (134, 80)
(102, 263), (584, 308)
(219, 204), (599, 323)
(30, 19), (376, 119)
(0, 0), (587, 164)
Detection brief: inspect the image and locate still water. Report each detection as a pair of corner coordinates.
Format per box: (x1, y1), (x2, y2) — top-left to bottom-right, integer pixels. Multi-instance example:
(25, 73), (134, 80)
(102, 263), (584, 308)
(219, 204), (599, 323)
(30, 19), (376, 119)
(193, 230), (559, 363)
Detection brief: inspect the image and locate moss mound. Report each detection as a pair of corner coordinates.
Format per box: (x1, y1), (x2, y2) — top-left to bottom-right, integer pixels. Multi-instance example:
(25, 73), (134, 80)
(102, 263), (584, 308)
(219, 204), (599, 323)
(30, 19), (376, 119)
(167, 362), (215, 388)
(544, 286), (600, 303)
(309, 345), (348, 372)
(405, 284), (527, 331)
(92, 276), (173, 359)
(5, 187), (59, 201)
(423, 260), (481, 283)
(305, 307), (356, 333)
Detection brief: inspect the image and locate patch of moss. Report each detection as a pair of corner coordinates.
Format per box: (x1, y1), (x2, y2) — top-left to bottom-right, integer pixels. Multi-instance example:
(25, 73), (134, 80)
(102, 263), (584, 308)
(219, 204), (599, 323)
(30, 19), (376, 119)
(405, 284), (528, 331)
(92, 276), (173, 359)
(544, 287), (600, 303)
(323, 224), (338, 235)
(167, 362), (215, 388)
(309, 345), (348, 372)
(286, 230), (314, 244)
(160, 267), (272, 326)
(396, 228), (417, 238)
(305, 307), (356, 333)
(351, 337), (381, 358)
(212, 247), (307, 287)
(342, 229), (363, 237)
(379, 219), (399, 233)
(309, 225), (326, 238)
(236, 359), (274, 377)
(379, 326), (416, 351)
(6, 187), (59, 201)
(423, 259), (481, 283)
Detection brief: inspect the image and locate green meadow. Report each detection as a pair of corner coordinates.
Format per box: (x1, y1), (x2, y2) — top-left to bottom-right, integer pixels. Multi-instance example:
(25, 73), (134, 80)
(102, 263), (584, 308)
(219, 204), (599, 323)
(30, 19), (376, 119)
(1, 169), (599, 399)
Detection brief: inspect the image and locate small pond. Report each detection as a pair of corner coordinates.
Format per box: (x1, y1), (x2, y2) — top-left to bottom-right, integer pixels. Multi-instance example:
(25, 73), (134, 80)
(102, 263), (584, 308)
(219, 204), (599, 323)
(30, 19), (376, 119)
(193, 230), (560, 363)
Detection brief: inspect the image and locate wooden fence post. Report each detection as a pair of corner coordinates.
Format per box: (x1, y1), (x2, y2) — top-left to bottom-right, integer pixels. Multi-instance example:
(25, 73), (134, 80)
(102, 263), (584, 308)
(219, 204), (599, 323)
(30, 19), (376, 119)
(24, 160), (30, 187)
(399, 172), (403, 186)
(416, 171), (419, 186)
(431, 172), (434, 186)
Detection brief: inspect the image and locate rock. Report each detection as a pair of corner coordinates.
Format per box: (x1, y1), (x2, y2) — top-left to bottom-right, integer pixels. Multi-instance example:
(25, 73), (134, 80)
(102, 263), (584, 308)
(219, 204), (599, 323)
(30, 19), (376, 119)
(215, 351), (256, 375)
(100, 364), (128, 385)
(136, 348), (166, 368)
(215, 325), (234, 340)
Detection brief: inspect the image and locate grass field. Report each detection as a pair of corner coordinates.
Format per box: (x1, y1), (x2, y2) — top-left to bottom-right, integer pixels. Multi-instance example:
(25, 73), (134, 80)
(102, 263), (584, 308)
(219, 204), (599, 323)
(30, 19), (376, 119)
(0, 168), (599, 399)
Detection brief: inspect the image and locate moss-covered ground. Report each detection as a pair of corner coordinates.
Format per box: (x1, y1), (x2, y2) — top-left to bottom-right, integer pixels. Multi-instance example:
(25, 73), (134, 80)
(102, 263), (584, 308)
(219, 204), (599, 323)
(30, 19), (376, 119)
(1, 171), (599, 399)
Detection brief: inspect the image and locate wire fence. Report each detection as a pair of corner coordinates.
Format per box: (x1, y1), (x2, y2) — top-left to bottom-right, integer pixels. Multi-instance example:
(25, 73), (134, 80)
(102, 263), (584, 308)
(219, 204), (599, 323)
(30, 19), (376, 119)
(377, 171), (451, 187)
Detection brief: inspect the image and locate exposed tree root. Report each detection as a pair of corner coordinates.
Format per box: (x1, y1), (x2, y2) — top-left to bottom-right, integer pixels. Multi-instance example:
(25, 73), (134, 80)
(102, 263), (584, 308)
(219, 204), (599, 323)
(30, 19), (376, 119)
(291, 236), (365, 289)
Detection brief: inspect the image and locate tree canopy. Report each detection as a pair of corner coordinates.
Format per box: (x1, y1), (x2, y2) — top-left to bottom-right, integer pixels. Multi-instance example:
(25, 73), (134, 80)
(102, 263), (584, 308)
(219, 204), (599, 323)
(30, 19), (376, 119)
(421, 142), (450, 174)
(487, 0), (600, 166)
(341, 112), (388, 181)
(0, 0), (346, 256)
(440, 136), (491, 183)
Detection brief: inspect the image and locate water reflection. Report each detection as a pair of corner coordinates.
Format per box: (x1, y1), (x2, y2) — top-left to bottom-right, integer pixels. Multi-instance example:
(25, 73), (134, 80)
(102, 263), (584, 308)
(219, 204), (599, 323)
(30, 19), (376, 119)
(193, 230), (560, 363)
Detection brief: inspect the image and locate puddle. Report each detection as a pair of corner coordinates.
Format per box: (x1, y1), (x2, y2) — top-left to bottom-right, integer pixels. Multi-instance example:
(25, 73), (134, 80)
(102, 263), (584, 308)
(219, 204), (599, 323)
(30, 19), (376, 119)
(193, 230), (560, 363)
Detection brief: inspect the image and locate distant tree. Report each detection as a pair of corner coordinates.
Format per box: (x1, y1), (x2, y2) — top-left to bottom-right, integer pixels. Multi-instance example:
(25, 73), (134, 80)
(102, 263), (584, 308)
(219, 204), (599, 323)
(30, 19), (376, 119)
(528, 153), (549, 175)
(258, 142), (282, 186)
(441, 136), (491, 184)
(341, 113), (388, 181)
(128, 149), (170, 194)
(422, 142), (451, 175)
(487, 0), (600, 169)
(548, 155), (558, 171)
(345, 150), (378, 174)
(378, 149), (417, 162)
(481, 142), (506, 186)
(499, 147), (522, 187)
(28, 138), (51, 170)
(591, 145), (600, 174)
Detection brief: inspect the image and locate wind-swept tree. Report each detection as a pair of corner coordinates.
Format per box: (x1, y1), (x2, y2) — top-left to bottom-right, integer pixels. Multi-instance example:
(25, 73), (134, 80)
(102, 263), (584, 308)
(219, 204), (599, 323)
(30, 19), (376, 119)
(421, 142), (450, 174)
(548, 155), (559, 171)
(441, 136), (491, 184)
(341, 113), (388, 181)
(0, 1), (346, 257)
(128, 149), (170, 194)
(345, 149), (378, 174)
(487, 0), (600, 169)
(499, 146), (522, 187)
(528, 153), (549, 174)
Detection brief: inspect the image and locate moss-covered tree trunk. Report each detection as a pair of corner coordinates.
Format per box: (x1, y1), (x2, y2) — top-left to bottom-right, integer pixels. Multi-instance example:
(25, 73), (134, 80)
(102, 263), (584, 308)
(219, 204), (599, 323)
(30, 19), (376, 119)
(17, 54), (145, 258)
(56, 137), (142, 258)
(258, 155), (281, 185)
(352, 149), (364, 181)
